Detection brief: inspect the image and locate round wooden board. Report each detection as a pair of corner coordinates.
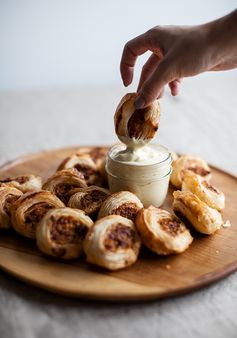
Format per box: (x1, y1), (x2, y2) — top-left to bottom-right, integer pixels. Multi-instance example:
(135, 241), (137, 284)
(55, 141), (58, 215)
(0, 146), (237, 302)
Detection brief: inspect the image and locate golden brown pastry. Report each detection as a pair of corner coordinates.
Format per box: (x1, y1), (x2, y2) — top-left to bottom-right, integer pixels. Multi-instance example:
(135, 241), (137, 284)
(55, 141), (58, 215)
(0, 185), (23, 229)
(97, 191), (143, 221)
(57, 153), (101, 185)
(36, 207), (93, 259)
(114, 92), (160, 146)
(76, 147), (108, 171)
(173, 190), (223, 235)
(171, 155), (211, 189)
(135, 206), (193, 255)
(11, 190), (65, 238)
(83, 215), (141, 270)
(42, 168), (87, 204)
(182, 170), (225, 211)
(0, 174), (42, 193)
(68, 185), (110, 216)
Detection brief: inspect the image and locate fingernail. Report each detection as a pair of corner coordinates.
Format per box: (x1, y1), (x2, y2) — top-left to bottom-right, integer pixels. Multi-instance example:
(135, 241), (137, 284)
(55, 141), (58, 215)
(135, 96), (145, 109)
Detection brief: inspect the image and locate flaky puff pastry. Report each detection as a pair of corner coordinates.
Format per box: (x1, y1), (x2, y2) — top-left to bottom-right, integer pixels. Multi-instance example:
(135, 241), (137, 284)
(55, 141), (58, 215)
(97, 191), (143, 222)
(57, 153), (102, 186)
(43, 168), (87, 204)
(68, 186), (110, 216)
(36, 207), (93, 259)
(83, 215), (141, 270)
(0, 185), (23, 229)
(11, 190), (65, 238)
(114, 93), (160, 147)
(0, 174), (42, 193)
(135, 206), (193, 255)
(171, 155), (211, 189)
(173, 191), (223, 235)
(182, 171), (225, 211)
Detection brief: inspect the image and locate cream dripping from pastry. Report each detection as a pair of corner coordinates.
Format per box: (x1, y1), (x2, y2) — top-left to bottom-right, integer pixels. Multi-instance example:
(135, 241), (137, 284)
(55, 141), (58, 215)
(107, 93), (171, 207)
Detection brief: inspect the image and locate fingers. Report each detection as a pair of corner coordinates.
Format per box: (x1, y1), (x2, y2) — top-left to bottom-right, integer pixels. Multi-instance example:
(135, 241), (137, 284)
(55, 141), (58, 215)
(137, 53), (161, 92)
(169, 79), (181, 96)
(120, 33), (151, 86)
(136, 57), (175, 108)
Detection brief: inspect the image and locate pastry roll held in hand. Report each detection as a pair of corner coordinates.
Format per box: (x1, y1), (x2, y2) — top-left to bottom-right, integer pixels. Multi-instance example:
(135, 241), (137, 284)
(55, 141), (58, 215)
(97, 191), (143, 221)
(43, 168), (87, 204)
(182, 170), (225, 211)
(114, 92), (160, 146)
(171, 155), (211, 189)
(173, 191), (223, 235)
(68, 186), (110, 216)
(83, 215), (141, 270)
(135, 206), (193, 255)
(57, 153), (101, 186)
(0, 174), (42, 193)
(36, 207), (93, 259)
(0, 185), (23, 229)
(11, 191), (65, 238)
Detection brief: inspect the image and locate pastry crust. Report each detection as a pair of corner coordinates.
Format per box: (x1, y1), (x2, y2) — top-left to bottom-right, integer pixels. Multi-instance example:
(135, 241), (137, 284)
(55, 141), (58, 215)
(11, 190), (65, 238)
(36, 207), (93, 259)
(42, 168), (87, 204)
(57, 154), (102, 185)
(83, 215), (141, 270)
(135, 206), (193, 255)
(114, 92), (160, 146)
(68, 185), (110, 216)
(171, 155), (211, 189)
(0, 185), (23, 229)
(0, 174), (42, 193)
(182, 170), (225, 211)
(173, 190), (223, 235)
(97, 191), (143, 221)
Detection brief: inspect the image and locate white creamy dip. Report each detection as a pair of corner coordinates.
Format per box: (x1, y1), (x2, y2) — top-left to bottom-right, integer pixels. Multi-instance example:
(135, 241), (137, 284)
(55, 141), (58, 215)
(106, 143), (172, 207)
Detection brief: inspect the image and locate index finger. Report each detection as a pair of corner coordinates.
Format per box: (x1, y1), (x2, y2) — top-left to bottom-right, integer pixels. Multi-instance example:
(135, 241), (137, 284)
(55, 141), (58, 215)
(120, 33), (150, 86)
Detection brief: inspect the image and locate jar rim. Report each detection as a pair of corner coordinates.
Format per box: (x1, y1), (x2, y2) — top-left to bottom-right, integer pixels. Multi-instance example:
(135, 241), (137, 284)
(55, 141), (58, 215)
(107, 143), (172, 168)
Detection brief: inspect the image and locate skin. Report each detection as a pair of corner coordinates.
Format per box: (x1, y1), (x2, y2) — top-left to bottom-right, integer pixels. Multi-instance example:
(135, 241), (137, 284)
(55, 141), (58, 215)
(120, 10), (237, 108)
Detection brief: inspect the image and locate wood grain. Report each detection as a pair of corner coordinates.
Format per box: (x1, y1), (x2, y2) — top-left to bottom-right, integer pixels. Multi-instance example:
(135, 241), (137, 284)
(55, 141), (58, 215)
(0, 146), (236, 301)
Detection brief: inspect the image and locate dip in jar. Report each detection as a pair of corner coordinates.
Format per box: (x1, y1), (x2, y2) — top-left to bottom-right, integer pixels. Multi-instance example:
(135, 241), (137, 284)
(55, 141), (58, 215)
(106, 143), (172, 207)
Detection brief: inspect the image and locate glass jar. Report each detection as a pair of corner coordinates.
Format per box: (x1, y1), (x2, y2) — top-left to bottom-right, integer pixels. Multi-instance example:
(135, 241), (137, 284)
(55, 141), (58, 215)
(106, 143), (172, 207)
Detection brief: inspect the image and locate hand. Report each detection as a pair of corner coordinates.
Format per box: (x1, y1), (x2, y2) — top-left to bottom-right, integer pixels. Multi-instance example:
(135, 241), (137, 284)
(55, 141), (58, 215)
(120, 10), (237, 108)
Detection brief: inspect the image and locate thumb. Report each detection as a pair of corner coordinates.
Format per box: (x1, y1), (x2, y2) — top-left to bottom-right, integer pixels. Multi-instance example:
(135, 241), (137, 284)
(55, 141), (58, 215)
(135, 57), (175, 108)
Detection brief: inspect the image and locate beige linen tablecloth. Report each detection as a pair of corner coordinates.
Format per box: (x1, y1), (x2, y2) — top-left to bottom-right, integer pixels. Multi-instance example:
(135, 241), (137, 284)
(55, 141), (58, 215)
(0, 75), (237, 338)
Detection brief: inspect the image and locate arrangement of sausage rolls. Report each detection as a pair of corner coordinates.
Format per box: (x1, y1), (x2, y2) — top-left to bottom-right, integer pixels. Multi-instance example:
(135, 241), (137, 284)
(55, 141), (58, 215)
(0, 146), (229, 271)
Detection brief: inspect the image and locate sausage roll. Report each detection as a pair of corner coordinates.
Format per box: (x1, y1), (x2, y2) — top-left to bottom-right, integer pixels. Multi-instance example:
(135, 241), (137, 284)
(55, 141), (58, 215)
(83, 215), (141, 270)
(0, 185), (23, 229)
(42, 168), (87, 204)
(135, 206), (193, 255)
(68, 186), (110, 216)
(36, 207), (93, 259)
(182, 170), (225, 211)
(97, 191), (143, 221)
(11, 191), (65, 238)
(173, 190), (223, 235)
(57, 153), (101, 185)
(0, 174), (42, 193)
(171, 155), (211, 189)
(114, 92), (160, 147)
(76, 147), (108, 171)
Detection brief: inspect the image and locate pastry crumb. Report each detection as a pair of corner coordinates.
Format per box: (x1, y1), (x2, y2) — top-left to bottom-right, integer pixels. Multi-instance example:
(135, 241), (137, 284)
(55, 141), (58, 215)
(215, 250), (219, 254)
(165, 264), (171, 270)
(223, 220), (231, 228)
